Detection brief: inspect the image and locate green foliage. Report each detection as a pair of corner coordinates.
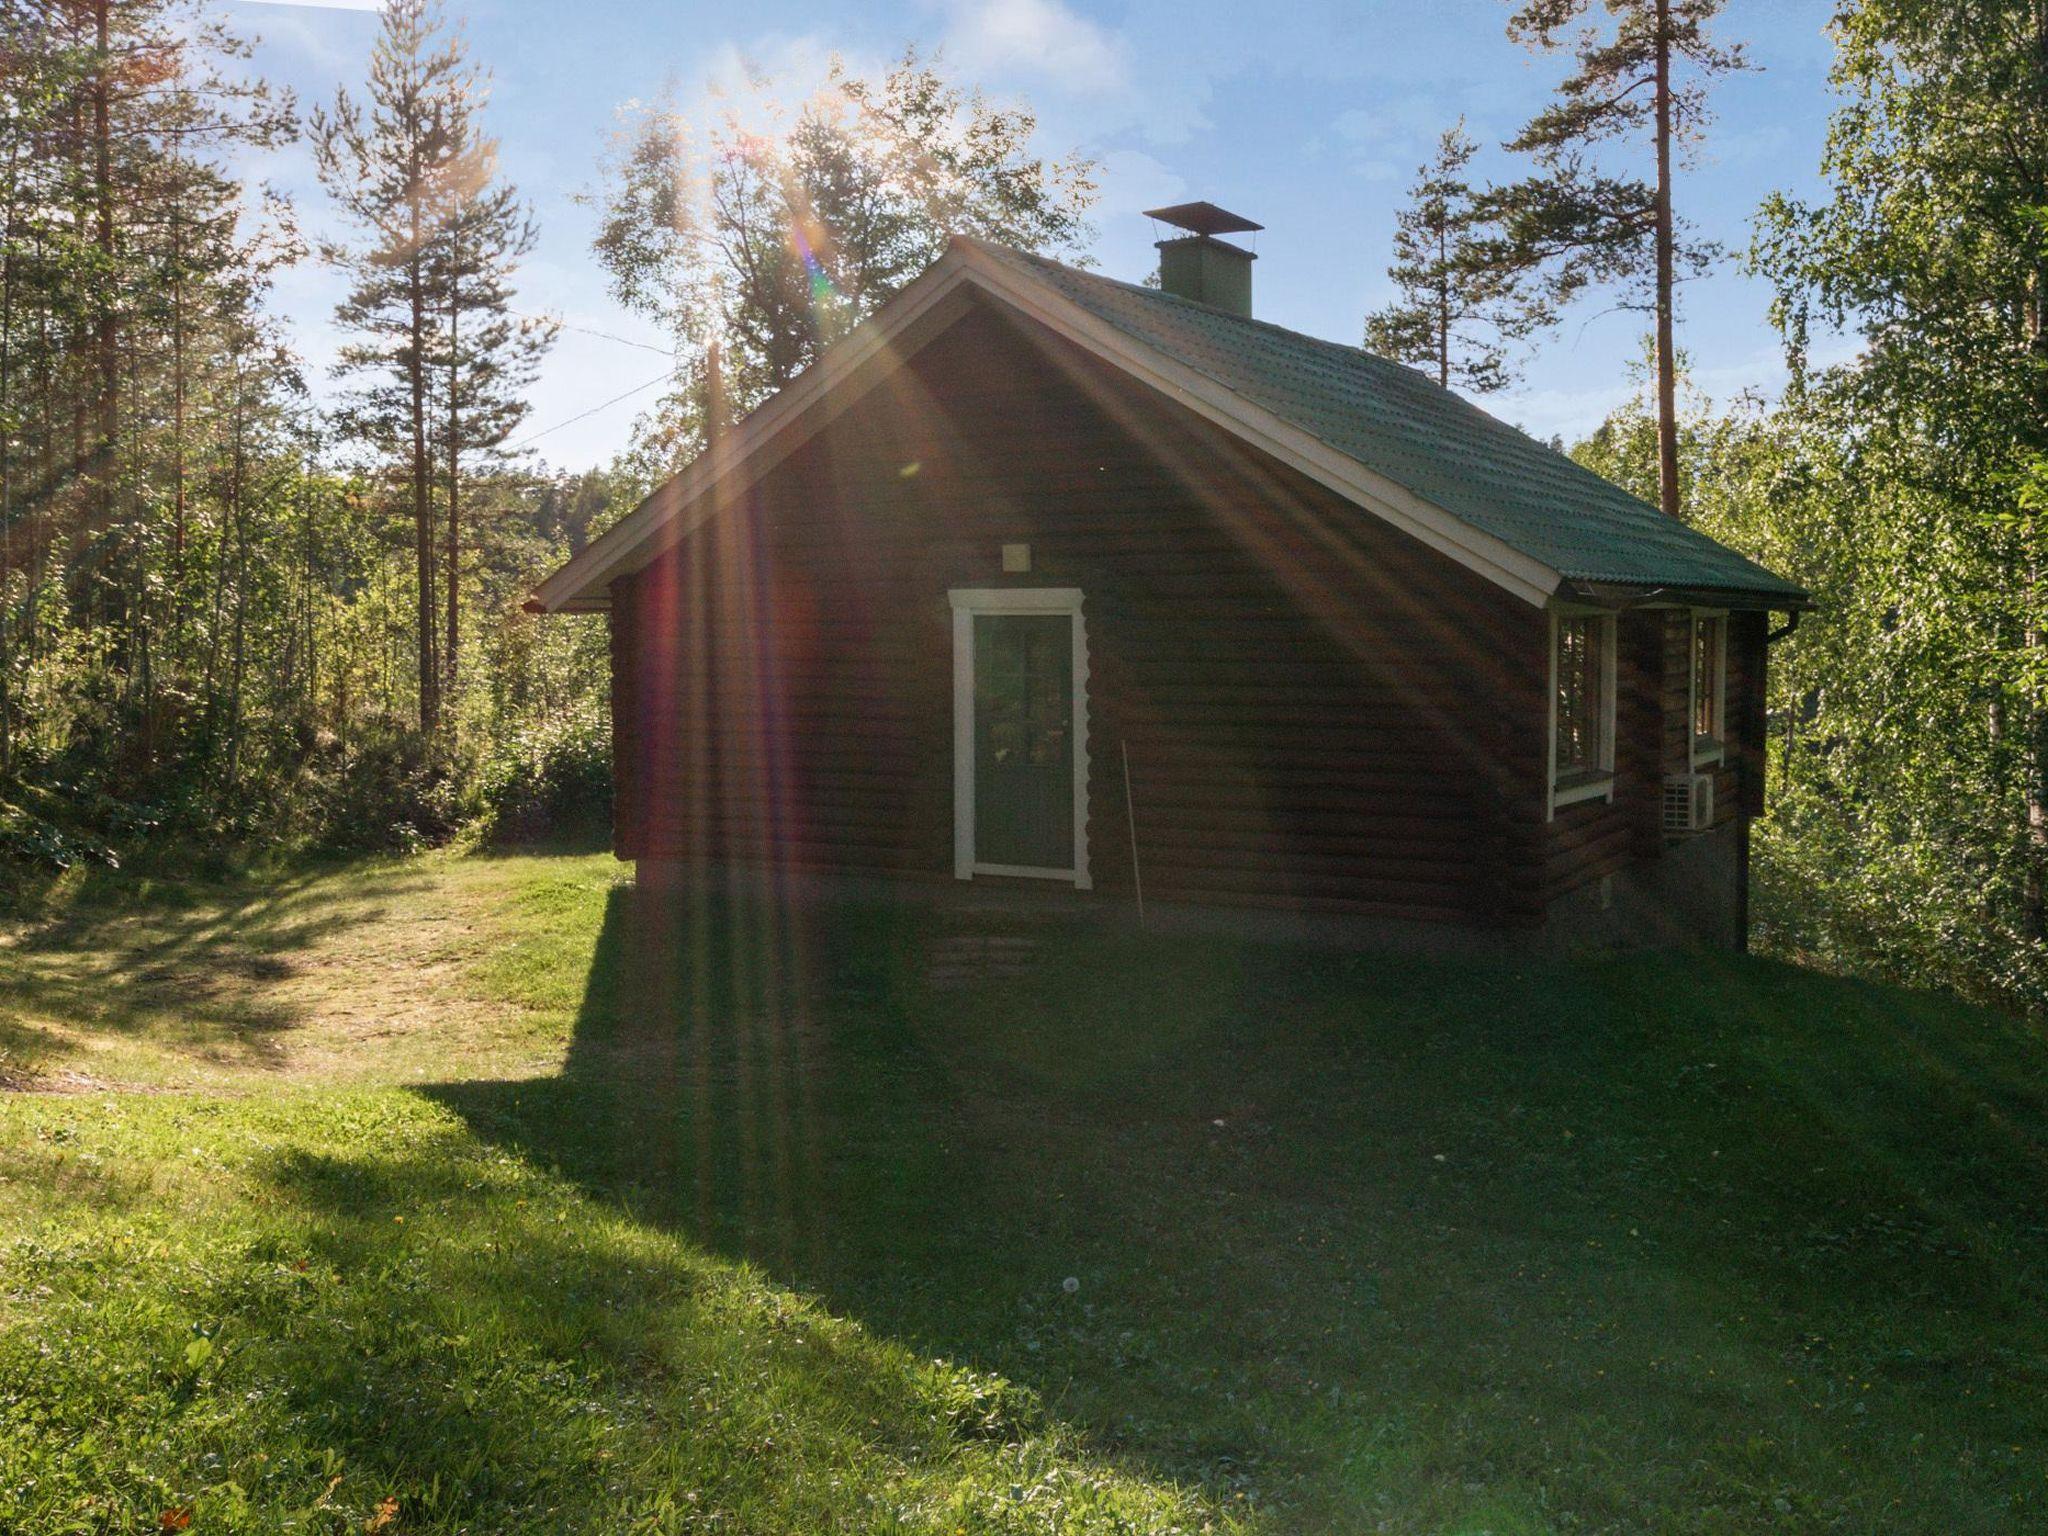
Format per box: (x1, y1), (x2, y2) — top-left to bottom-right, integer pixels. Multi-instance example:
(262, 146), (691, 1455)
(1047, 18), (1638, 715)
(1492, 0), (1750, 518)
(0, 16), (1097, 888)
(1712, 0), (2048, 1009)
(0, 0), (529, 868)
(1493, 0), (1744, 313)
(1, 0), (298, 802)
(290, 712), (462, 853)
(466, 706), (611, 843)
(18, 0), (2048, 1039)
(587, 48), (1098, 476)
(1570, 356), (2048, 1011)
(311, 0), (555, 737)
(0, 786), (119, 873)
(1505, 0), (1748, 155)
(1558, 0), (2048, 1012)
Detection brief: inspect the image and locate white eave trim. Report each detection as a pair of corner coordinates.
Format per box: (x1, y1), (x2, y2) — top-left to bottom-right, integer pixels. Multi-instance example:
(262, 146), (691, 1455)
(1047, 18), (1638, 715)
(527, 240), (1567, 614)
(528, 251), (980, 614)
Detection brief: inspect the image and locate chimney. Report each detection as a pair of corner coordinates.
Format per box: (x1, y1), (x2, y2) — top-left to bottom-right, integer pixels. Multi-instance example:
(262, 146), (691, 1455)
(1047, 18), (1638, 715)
(1144, 201), (1262, 317)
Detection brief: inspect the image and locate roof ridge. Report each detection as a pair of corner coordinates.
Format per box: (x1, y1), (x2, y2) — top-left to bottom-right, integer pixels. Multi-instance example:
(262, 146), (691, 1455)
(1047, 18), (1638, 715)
(531, 234), (1803, 612)
(960, 236), (1662, 507)
(960, 233), (1403, 365)
(951, 233), (1802, 602)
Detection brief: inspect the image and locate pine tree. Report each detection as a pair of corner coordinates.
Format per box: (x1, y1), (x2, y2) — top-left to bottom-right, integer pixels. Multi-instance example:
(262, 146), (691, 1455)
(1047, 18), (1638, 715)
(0, 3), (79, 772)
(0, 0), (287, 769)
(312, 0), (473, 736)
(1363, 122), (1548, 393)
(1491, 0), (1749, 518)
(424, 86), (551, 713)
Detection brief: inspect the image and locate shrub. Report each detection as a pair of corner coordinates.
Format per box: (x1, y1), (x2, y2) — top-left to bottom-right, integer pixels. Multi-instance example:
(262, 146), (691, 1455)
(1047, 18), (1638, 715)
(467, 709), (612, 844)
(0, 793), (119, 874)
(293, 714), (465, 854)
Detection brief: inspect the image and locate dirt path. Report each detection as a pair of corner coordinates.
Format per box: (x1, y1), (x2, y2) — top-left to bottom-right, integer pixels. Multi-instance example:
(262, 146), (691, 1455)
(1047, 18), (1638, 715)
(0, 853), (608, 1091)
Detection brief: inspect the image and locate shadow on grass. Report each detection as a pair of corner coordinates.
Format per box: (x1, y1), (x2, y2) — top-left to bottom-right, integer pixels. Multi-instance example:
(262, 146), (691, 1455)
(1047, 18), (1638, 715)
(0, 861), (428, 1077)
(425, 880), (2048, 1530)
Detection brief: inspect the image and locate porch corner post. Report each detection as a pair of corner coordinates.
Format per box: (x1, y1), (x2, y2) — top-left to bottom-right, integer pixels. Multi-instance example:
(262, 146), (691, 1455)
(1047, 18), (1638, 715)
(951, 598), (974, 880)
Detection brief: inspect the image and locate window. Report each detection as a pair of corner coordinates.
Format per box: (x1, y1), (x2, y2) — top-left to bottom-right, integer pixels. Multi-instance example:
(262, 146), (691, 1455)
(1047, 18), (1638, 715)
(1549, 609), (1617, 814)
(1691, 612), (1726, 766)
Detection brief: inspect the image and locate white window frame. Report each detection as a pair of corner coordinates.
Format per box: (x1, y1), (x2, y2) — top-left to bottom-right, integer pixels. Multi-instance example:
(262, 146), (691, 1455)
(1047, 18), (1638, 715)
(1689, 609), (1728, 769)
(1547, 605), (1618, 819)
(948, 587), (1091, 888)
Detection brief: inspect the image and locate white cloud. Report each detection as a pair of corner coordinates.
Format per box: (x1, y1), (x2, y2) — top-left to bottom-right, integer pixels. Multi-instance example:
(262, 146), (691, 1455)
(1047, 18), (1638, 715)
(1094, 147), (1184, 214)
(1713, 122), (1793, 166)
(944, 0), (1127, 95)
(648, 31), (905, 143)
(1331, 102), (1431, 148)
(1329, 92), (1503, 182)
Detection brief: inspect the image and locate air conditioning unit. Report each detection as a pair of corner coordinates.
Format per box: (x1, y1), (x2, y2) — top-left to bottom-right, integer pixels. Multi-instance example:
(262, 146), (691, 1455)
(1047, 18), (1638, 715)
(1663, 771), (1715, 835)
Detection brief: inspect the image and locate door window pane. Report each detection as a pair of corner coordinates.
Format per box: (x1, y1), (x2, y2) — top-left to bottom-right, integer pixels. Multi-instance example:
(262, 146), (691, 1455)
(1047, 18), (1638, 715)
(974, 614), (1074, 868)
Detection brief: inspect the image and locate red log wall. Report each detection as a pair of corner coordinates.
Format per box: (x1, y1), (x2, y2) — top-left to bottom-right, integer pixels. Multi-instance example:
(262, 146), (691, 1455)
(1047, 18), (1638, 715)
(606, 296), (1766, 930)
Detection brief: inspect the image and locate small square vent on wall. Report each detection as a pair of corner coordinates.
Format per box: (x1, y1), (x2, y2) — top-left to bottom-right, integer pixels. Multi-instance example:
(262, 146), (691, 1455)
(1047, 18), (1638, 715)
(1001, 543), (1030, 573)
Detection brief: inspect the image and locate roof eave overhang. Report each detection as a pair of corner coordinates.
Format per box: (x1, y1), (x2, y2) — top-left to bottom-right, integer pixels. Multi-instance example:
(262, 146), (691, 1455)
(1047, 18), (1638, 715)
(530, 239), (1816, 617)
(1561, 579), (1813, 613)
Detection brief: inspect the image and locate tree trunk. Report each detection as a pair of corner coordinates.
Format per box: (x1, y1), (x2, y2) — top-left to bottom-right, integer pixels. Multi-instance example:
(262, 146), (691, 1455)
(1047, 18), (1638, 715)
(408, 179), (439, 737)
(302, 446), (318, 716)
(1652, 0), (1681, 521)
(92, 0), (118, 531)
(1436, 223), (1451, 389)
(2023, 0), (2048, 940)
(170, 169), (187, 645)
(224, 356), (249, 790)
(2024, 600), (2047, 942)
(28, 229), (49, 689)
(0, 151), (15, 778)
(444, 233), (460, 716)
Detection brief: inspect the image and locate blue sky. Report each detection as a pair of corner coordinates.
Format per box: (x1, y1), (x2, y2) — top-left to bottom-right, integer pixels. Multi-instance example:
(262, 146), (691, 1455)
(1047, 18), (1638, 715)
(230, 0), (1840, 473)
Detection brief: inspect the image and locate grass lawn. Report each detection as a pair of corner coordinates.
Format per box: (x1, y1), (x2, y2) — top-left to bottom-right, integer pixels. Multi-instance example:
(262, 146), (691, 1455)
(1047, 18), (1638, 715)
(3, 849), (2046, 1532)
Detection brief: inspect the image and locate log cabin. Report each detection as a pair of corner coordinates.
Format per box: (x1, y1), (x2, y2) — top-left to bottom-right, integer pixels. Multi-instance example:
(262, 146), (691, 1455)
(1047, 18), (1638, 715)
(530, 204), (1809, 949)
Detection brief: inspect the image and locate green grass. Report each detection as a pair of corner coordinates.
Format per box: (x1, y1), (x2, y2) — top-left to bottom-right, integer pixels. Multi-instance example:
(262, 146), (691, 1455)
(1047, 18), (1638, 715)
(3, 849), (2047, 1532)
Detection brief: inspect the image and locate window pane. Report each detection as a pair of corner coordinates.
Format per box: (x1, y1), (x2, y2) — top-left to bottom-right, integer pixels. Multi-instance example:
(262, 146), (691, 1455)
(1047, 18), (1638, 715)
(1555, 615), (1605, 776)
(1693, 618), (1722, 742)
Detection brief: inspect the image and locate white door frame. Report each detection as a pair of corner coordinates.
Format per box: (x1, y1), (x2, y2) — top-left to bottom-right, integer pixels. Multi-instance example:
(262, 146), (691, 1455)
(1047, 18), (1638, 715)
(948, 587), (1091, 888)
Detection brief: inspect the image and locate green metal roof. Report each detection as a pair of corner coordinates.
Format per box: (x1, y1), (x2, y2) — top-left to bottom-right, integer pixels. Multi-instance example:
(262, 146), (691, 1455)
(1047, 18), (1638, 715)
(967, 239), (1806, 604)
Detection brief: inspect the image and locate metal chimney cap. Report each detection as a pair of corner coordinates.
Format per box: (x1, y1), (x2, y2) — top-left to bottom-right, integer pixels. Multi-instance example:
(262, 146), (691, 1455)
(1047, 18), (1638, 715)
(1142, 201), (1263, 237)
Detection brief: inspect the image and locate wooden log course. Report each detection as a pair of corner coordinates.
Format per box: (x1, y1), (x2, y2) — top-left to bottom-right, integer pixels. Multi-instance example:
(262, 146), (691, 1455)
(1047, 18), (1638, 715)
(608, 296), (1766, 931)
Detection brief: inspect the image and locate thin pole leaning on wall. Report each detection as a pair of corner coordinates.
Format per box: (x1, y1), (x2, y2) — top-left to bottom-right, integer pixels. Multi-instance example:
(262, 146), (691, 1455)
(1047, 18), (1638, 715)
(1121, 739), (1145, 928)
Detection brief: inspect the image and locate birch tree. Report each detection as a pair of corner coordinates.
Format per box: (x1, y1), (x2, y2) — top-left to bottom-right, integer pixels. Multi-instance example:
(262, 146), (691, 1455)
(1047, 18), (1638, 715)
(1755, 0), (2048, 954)
(588, 50), (1096, 474)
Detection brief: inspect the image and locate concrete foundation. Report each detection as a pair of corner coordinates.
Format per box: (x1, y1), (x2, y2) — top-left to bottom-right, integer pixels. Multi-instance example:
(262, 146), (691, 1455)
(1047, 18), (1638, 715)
(1541, 820), (1745, 953)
